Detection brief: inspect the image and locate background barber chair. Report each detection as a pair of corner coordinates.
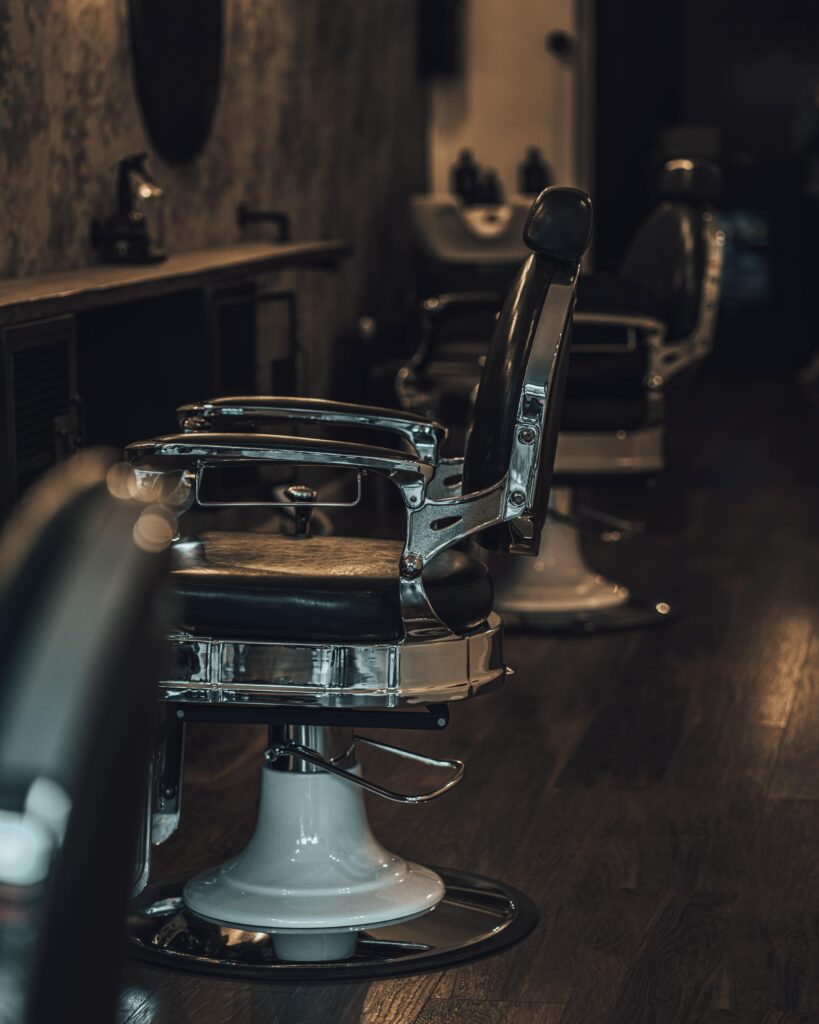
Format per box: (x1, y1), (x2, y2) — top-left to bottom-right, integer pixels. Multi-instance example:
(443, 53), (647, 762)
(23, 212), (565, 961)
(124, 186), (592, 980)
(0, 451), (170, 1024)
(503, 156), (725, 630)
(398, 156), (724, 632)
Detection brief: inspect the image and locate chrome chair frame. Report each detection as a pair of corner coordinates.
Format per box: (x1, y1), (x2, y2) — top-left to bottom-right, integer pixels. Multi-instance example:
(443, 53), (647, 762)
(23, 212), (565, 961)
(124, 187), (590, 979)
(128, 265), (577, 709)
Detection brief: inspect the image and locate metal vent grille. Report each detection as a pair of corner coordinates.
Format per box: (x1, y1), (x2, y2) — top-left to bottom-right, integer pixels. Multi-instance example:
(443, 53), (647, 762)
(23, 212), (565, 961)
(13, 341), (71, 484)
(2, 317), (78, 506)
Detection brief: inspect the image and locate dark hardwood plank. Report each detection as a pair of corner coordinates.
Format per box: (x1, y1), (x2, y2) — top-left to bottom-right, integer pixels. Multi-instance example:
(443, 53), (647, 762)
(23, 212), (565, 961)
(604, 890), (736, 1024)
(703, 1014), (819, 1023)
(770, 637), (819, 799)
(557, 952), (632, 1024)
(745, 798), (819, 893)
(416, 999), (564, 1023)
(555, 682), (689, 789)
(720, 891), (819, 1012)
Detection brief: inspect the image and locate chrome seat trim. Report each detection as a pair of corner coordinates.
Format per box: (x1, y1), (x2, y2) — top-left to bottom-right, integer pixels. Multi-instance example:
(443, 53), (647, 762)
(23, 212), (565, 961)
(159, 613), (506, 709)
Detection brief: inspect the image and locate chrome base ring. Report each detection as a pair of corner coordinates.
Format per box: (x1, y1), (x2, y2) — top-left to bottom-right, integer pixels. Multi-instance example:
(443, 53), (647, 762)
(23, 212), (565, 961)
(502, 596), (674, 634)
(127, 868), (537, 981)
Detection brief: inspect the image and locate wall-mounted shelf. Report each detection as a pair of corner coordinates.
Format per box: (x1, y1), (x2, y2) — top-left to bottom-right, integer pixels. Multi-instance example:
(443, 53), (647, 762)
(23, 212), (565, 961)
(0, 240), (350, 328)
(0, 238), (351, 513)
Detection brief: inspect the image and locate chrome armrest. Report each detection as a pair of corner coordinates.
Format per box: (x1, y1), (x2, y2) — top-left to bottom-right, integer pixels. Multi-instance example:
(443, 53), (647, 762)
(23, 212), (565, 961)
(642, 217), (724, 387)
(396, 292), (502, 413)
(571, 312), (668, 389)
(177, 397), (446, 466)
(127, 431), (431, 512)
(572, 311), (717, 390)
(572, 311), (667, 345)
(126, 431), (504, 642)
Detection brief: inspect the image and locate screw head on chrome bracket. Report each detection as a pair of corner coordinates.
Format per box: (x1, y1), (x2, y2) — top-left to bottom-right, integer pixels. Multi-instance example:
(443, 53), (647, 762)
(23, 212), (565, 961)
(509, 490), (526, 507)
(400, 554), (424, 579)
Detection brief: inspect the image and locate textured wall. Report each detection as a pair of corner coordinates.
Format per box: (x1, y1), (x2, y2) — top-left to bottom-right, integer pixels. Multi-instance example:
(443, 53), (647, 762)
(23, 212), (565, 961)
(0, 0), (425, 392)
(427, 0), (580, 196)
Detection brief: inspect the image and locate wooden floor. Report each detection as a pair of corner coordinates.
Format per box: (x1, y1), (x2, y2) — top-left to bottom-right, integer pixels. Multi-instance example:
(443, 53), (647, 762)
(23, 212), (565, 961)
(120, 373), (819, 1023)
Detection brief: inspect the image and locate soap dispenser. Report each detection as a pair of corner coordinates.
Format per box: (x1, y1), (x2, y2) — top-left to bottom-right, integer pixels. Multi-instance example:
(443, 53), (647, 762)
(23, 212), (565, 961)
(91, 153), (166, 264)
(451, 149), (481, 205)
(476, 168), (503, 206)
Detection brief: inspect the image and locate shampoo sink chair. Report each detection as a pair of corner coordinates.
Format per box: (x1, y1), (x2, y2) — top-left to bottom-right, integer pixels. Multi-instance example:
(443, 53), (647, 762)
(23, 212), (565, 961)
(124, 187), (592, 979)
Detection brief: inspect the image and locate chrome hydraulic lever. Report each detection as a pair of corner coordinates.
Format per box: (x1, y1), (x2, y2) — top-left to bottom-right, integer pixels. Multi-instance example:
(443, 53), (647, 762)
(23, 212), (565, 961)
(264, 735), (464, 804)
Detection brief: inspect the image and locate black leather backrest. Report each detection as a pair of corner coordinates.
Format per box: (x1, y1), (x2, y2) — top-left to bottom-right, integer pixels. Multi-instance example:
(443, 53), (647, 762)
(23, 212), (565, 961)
(621, 158), (720, 341)
(463, 188), (592, 552)
(463, 187), (592, 494)
(622, 204), (707, 341)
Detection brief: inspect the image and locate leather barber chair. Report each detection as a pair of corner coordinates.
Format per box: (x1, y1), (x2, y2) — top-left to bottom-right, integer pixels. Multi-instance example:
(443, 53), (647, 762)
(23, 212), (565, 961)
(400, 157), (724, 632)
(124, 187), (592, 980)
(0, 451), (170, 1024)
(496, 156), (724, 630)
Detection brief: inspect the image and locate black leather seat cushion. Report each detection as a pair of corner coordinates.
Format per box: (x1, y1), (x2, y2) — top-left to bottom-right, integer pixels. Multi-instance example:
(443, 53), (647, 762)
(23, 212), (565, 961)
(575, 272), (663, 320)
(172, 532), (494, 642)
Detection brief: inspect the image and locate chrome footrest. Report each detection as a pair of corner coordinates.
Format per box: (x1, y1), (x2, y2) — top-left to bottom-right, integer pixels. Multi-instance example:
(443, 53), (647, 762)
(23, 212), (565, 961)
(266, 735), (464, 803)
(159, 613), (505, 709)
(127, 868), (537, 981)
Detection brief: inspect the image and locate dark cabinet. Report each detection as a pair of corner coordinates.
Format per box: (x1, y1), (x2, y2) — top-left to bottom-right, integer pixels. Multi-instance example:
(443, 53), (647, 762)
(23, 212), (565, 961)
(0, 316), (80, 510)
(0, 240), (348, 515)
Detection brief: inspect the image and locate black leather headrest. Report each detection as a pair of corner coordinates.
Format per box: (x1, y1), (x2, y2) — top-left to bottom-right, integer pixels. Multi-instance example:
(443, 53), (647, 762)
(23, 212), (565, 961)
(657, 159), (721, 204)
(523, 186), (594, 263)
(463, 187), (592, 555)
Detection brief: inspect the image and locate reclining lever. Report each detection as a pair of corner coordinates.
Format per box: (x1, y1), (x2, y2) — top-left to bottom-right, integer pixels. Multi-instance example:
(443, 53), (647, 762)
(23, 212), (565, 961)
(283, 483), (316, 538)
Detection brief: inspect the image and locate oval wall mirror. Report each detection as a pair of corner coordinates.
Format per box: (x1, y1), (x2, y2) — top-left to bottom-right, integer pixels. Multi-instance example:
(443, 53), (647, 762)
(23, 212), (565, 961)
(129, 0), (223, 165)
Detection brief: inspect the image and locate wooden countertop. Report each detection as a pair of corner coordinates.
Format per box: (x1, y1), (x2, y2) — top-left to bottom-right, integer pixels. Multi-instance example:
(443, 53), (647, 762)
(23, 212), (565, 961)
(0, 239), (350, 327)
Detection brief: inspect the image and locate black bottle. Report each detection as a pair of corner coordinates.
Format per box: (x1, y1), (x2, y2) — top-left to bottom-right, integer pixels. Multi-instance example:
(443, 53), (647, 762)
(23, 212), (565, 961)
(518, 147), (552, 195)
(477, 168), (503, 205)
(451, 149), (481, 204)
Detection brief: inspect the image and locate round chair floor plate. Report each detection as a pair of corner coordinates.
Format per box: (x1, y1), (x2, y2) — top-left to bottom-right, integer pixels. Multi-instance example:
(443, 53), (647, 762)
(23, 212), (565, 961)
(501, 597), (674, 634)
(127, 868), (538, 981)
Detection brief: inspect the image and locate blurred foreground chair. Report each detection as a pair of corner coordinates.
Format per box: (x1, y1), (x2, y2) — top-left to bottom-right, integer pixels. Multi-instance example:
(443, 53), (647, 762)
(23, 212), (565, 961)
(124, 187), (592, 980)
(0, 451), (170, 1024)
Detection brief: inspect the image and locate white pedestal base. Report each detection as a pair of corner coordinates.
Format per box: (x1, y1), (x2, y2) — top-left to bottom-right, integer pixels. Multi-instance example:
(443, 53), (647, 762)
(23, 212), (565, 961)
(492, 518), (628, 615)
(183, 764), (444, 953)
(483, 488), (671, 632)
(489, 488), (629, 617)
